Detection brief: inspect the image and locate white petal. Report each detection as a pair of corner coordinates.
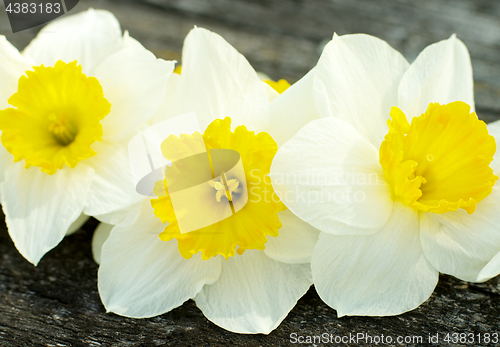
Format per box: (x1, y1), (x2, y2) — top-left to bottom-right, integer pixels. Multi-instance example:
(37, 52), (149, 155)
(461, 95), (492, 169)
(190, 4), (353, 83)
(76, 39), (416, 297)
(477, 251), (500, 282)
(83, 140), (143, 217)
(93, 202), (143, 226)
(98, 200), (221, 318)
(0, 38), (30, 190)
(150, 72), (182, 124)
(264, 210), (319, 264)
(488, 120), (500, 176)
(175, 27), (270, 131)
(94, 199), (146, 227)
(0, 36), (34, 109)
(313, 34), (409, 148)
(264, 69), (320, 147)
(195, 250), (312, 334)
(92, 222), (113, 265)
(0, 135), (14, 189)
(270, 117), (393, 234)
(419, 186), (500, 282)
(475, 121), (500, 281)
(23, 9), (123, 74)
(312, 203), (438, 317)
(1, 163), (94, 265)
(398, 35), (474, 118)
(65, 213), (90, 236)
(94, 39), (174, 142)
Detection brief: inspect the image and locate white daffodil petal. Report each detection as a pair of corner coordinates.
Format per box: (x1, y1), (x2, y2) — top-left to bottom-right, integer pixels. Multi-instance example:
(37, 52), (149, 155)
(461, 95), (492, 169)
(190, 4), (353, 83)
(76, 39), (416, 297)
(270, 117), (392, 234)
(95, 42), (174, 142)
(313, 34), (409, 148)
(95, 200), (146, 229)
(150, 72), (182, 124)
(0, 134), (13, 188)
(420, 186), (500, 282)
(264, 69), (320, 147)
(65, 213), (90, 236)
(195, 250), (312, 334)
(488, 120), (500, 175)
(93, 203), (142, 226)
(98, 201), (222, 318)
(477, 251), (500, 282)
(0, 36), (34, 110)
(1, 163), (94, 265)
(83, 140), (143, 217)
(398, 35), (474, 118)
(177, 27), (269, 131)
(264, 210), (319, 264)
(23, 9), (123, 75)
(92, 222), (113, 265)
(312, 203), (438, 317)
(0, 38), (29, 188)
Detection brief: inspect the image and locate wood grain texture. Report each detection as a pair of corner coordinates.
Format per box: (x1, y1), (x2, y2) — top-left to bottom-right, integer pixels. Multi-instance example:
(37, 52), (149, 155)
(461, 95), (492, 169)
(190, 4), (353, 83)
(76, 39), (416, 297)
(0, 0), (500, 345)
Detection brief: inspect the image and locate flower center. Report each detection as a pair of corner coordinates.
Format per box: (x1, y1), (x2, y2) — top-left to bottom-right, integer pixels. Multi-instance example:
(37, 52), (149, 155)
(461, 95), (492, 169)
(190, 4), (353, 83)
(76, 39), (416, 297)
(48, 112), (77, 146)
(0, 61), (111, 174)
(151, 117), (284, 260)
(379, 101), (498, 214)
(208, 174), (241, 203)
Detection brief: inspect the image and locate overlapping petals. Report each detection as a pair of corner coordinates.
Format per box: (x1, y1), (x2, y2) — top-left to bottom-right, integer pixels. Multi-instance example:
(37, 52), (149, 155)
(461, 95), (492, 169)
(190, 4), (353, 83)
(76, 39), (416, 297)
(271, 116), (392, 235)
(97, 27), (318, 334)
(2, 6), (499, 335)
(312, 203), (438, 316)
(0, 9), (173, 264)
(271, 33), (500, 316)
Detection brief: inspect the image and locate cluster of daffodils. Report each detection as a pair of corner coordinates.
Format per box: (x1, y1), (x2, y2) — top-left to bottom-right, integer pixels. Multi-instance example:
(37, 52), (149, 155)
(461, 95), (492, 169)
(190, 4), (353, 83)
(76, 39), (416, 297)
(1, 9), (500, 334)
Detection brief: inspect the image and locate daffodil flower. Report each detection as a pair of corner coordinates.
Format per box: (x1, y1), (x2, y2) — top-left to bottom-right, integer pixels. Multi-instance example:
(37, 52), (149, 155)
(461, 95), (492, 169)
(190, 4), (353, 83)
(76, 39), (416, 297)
(96, 27), (319, 334)
(270, 33), (500, 316)
(0, 9), (174, 264)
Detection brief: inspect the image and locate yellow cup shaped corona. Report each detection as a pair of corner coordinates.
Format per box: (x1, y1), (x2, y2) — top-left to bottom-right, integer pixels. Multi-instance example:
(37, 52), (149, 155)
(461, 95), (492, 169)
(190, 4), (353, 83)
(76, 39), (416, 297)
(270, 33), (500, 317)
(0, 9), (174, 265)
(96, 28), (319, 334)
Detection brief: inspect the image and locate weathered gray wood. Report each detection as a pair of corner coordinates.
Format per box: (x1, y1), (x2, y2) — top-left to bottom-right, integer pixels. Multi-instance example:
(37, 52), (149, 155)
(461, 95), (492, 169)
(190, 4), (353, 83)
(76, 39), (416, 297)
(1, 220), (500, 346)
(0, 0), (500, 346)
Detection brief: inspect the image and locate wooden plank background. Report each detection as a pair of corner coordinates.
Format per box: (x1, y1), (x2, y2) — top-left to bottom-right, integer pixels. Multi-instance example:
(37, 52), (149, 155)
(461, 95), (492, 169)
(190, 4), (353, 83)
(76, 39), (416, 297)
(0, 0), (500, 345)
